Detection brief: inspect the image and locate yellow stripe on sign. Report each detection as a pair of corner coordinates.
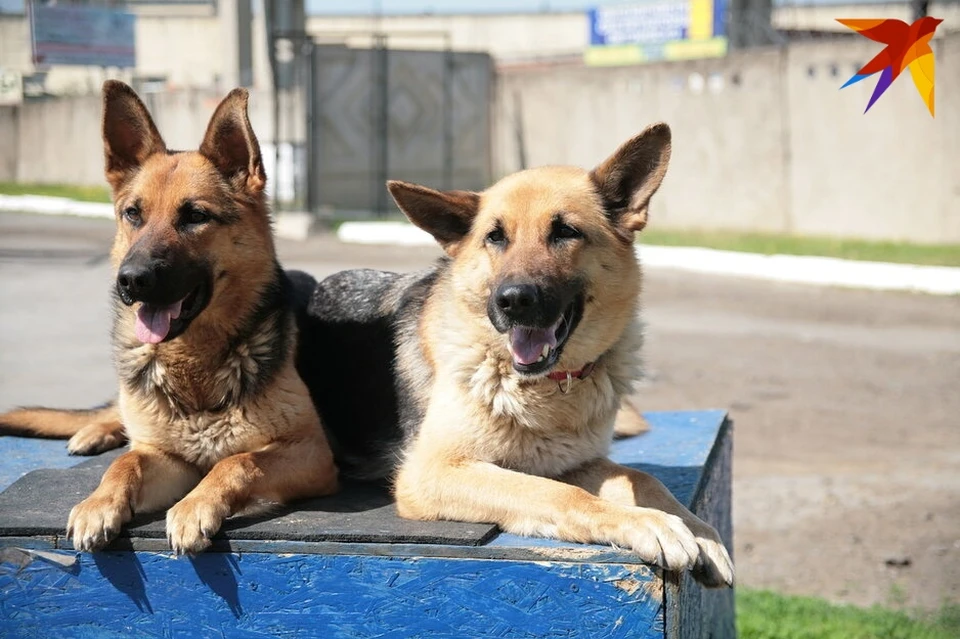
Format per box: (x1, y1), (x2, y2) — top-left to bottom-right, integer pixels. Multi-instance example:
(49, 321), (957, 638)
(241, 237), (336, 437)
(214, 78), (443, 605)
(584, 45), (647, 67)
(663, 37), (728, 60)
(689, 0), (714, 40)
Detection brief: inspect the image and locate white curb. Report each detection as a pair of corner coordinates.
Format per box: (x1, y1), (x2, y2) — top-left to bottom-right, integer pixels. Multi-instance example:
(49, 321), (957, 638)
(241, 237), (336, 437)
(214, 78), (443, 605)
(337, 221), (960, 296)
(274, 211), (316, 242)
(636, 245), (960, 296)
(337, 221), (435, 246)
(0, 194), (114, 219)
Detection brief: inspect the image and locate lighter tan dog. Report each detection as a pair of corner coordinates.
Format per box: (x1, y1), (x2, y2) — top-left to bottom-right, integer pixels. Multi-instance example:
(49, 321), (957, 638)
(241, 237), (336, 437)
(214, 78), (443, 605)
(384, 124), (734, 587)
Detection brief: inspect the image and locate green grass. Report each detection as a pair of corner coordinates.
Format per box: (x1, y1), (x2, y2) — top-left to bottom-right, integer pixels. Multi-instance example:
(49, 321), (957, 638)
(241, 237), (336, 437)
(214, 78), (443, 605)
(640, 229), (960, 268)
(0, 182), (112, 203)
(738, 589), (960, 639)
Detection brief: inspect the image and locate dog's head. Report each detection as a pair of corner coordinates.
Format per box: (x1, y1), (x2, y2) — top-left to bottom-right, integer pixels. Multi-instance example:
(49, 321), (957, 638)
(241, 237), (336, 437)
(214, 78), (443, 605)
(388, 124), (671, 377)
(101, 81), (274, 344)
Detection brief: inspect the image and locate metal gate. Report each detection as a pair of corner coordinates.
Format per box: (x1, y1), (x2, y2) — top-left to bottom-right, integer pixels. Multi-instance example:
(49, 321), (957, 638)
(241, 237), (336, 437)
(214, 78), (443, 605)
(308, 44), (494, 216)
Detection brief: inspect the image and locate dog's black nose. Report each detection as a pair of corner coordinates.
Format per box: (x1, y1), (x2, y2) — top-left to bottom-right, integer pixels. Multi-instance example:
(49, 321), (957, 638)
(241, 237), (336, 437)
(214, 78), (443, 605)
(495, 283), (540, 322)
(117, 262), (157, 300)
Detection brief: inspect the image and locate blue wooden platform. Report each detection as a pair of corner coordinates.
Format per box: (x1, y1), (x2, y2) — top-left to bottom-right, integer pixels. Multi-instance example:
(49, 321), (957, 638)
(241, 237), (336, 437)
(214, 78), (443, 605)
(0, 410), (734, 639)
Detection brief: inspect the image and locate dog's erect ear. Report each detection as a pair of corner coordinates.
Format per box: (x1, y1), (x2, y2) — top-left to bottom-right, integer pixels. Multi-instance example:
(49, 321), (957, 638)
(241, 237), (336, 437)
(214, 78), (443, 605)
(590, 123), (672, 234)
(387, 181), (480, 255)
(102, 80), (167, 190)
(199, 88), (266, 194)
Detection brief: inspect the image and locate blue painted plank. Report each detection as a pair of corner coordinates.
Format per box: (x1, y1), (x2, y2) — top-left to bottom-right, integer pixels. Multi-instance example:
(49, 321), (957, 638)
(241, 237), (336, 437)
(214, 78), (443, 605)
(0, 411), (732, 637)
(0, 551), (664, 639)
(0, 437), (86, 492)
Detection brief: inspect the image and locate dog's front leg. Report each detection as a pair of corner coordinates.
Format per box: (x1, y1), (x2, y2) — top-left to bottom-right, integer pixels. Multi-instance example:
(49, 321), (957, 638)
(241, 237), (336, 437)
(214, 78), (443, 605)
(165, 433), (338, 555)
(394, 456), (701, 574)
(67, 447), (200, 551)
(560, 457), (734, 587)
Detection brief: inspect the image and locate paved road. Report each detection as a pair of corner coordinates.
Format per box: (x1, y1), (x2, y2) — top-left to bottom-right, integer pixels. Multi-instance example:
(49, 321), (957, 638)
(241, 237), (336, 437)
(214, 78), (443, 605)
(1, 211), (958, 609)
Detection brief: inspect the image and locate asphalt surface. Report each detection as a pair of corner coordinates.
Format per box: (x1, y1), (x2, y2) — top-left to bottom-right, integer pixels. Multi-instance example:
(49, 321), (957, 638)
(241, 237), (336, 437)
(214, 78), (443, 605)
(1, 211), (958, 610)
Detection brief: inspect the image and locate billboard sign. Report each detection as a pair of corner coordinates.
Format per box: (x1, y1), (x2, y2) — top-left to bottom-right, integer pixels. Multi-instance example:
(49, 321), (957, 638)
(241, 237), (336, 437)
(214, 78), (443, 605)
(586, 0), (727, 66)
(31, 5), (136, 68)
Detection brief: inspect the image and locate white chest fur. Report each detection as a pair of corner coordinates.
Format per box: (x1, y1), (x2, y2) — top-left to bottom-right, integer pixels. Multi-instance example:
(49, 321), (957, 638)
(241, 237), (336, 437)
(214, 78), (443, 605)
(450, 321), (643, 478)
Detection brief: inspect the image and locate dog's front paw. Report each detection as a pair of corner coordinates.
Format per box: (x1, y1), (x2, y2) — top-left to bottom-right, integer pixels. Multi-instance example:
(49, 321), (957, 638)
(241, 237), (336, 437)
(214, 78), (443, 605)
(67, 496), (130, 551)
(621, 508), (700, 572)
(690, 526), (735, 588)
(166, 498), (228, 555)
(67, 423), (126, 455)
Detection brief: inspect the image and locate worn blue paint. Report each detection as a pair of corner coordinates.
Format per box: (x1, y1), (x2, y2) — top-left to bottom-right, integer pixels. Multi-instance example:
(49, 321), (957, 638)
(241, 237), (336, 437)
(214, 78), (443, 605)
(0, 437), (86, 491)
(0, 410), (729, 638)
(1, 552), (663, 638)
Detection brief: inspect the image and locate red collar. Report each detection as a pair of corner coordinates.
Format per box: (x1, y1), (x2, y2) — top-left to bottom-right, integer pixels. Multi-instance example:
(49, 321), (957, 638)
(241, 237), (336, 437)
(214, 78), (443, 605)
(546, 361), (596, 383)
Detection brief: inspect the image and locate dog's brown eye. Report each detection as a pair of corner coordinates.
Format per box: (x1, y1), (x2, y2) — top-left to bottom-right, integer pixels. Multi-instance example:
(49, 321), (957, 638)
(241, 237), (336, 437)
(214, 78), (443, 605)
(179, 205), (211, 226)
(552, 221), (582, 242)
(122, 207), (141, 226)
(188, 209), (210, 225)
(486, 227), (506, 246)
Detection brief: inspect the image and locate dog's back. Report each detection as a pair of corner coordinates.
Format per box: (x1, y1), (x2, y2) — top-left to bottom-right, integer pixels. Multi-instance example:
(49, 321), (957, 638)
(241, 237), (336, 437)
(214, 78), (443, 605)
(296, 266), (442, 480)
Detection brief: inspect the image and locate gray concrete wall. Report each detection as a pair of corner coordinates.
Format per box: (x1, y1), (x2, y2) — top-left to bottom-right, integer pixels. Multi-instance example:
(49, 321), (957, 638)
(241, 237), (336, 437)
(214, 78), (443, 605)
(940, 35), (960, 244)
(784, 40), (952, 243)
(306, 12), (586, 63)
(15, 95), (103, 186)
(2, 34), (958, 243)
(1, 87), (295, 189)
(0, 107), (17, 181)
(496, 49), (791, 234)
(497, 33), (960, 244)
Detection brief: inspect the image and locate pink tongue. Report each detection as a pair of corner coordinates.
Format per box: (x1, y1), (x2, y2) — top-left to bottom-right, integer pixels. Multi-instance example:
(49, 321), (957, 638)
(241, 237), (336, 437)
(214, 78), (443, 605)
(508, 322), (560, 366)
(134, 299), (184, 344)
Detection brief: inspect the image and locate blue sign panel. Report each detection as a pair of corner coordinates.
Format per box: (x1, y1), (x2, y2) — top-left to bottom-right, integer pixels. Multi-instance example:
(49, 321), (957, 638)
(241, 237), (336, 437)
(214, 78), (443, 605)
(31, 5), (136, 68)
(589, 2), (691, 46)
(585, 0), (728, 66)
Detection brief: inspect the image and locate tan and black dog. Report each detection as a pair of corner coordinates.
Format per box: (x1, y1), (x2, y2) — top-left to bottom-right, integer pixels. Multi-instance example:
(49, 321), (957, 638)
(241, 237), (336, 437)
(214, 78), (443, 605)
(297, 124), (734, 587)
(0, 81), (339, 554)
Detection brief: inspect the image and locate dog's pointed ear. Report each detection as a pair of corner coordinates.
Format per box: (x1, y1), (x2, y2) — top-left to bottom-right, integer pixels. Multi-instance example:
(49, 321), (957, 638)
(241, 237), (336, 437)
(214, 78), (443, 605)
(199, 88), (266, 194)
(590, 123), (672, 235)
(387, 181), (480, 255)
(102, 80), (167, 190)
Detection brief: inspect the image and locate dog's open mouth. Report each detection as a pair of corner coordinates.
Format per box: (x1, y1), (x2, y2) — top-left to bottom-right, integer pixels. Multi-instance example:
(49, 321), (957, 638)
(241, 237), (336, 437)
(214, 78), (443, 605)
(508, 295), (583, 376)
(133, 282), (209, 344)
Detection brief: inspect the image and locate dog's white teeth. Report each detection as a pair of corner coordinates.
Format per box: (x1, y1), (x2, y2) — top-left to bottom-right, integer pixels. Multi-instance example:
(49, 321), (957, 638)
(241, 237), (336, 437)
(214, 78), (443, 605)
(541, 344), (550, 358)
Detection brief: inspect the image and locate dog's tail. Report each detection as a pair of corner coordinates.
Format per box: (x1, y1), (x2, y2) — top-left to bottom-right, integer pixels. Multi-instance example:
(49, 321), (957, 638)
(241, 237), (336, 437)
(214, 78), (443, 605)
(613, 399), (651, 439)
(0, 402), (126, 455)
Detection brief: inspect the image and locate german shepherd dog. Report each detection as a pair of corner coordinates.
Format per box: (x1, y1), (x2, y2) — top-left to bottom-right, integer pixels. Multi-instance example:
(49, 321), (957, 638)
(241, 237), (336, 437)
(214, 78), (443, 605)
(0, 81), (338, 554)
(298, 123), (733, 587)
